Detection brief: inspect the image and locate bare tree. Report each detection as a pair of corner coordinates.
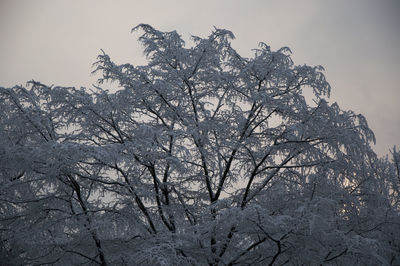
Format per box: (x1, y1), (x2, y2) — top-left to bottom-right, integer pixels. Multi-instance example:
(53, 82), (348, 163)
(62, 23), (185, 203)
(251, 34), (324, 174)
(1, 24), (399, 265)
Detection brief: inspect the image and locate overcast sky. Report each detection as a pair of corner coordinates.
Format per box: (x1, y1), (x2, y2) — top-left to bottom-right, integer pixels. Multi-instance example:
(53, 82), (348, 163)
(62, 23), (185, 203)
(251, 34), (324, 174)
(0, 0), (399, 156)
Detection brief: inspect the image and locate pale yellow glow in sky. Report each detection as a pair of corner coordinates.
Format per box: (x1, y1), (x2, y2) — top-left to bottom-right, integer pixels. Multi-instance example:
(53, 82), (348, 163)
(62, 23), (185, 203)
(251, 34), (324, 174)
(0, 0), (399, 155)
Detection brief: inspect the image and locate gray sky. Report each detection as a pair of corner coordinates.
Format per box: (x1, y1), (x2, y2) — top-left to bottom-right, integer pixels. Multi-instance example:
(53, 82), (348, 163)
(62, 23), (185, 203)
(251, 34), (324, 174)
(1, 0), (399, 156)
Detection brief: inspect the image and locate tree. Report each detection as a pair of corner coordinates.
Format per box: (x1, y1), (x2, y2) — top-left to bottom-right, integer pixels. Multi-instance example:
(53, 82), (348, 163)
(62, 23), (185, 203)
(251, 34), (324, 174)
(0, 24), (399, 265)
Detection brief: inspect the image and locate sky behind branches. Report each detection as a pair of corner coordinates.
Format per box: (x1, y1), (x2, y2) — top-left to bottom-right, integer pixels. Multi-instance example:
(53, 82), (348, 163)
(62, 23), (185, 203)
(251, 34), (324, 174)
(0, 0), (399, 155)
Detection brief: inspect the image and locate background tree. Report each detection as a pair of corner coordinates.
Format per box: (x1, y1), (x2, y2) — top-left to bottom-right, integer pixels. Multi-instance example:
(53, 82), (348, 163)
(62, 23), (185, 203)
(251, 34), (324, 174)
(1, 24), (399, 265)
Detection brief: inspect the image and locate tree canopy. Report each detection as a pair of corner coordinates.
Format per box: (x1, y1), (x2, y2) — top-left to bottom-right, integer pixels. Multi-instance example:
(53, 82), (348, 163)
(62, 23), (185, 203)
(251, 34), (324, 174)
(1, 24), (399, 265)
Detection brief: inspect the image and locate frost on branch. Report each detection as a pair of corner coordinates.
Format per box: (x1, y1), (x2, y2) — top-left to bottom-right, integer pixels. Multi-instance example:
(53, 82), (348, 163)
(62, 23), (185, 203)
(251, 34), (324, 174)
(0, 25), (399, 265)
